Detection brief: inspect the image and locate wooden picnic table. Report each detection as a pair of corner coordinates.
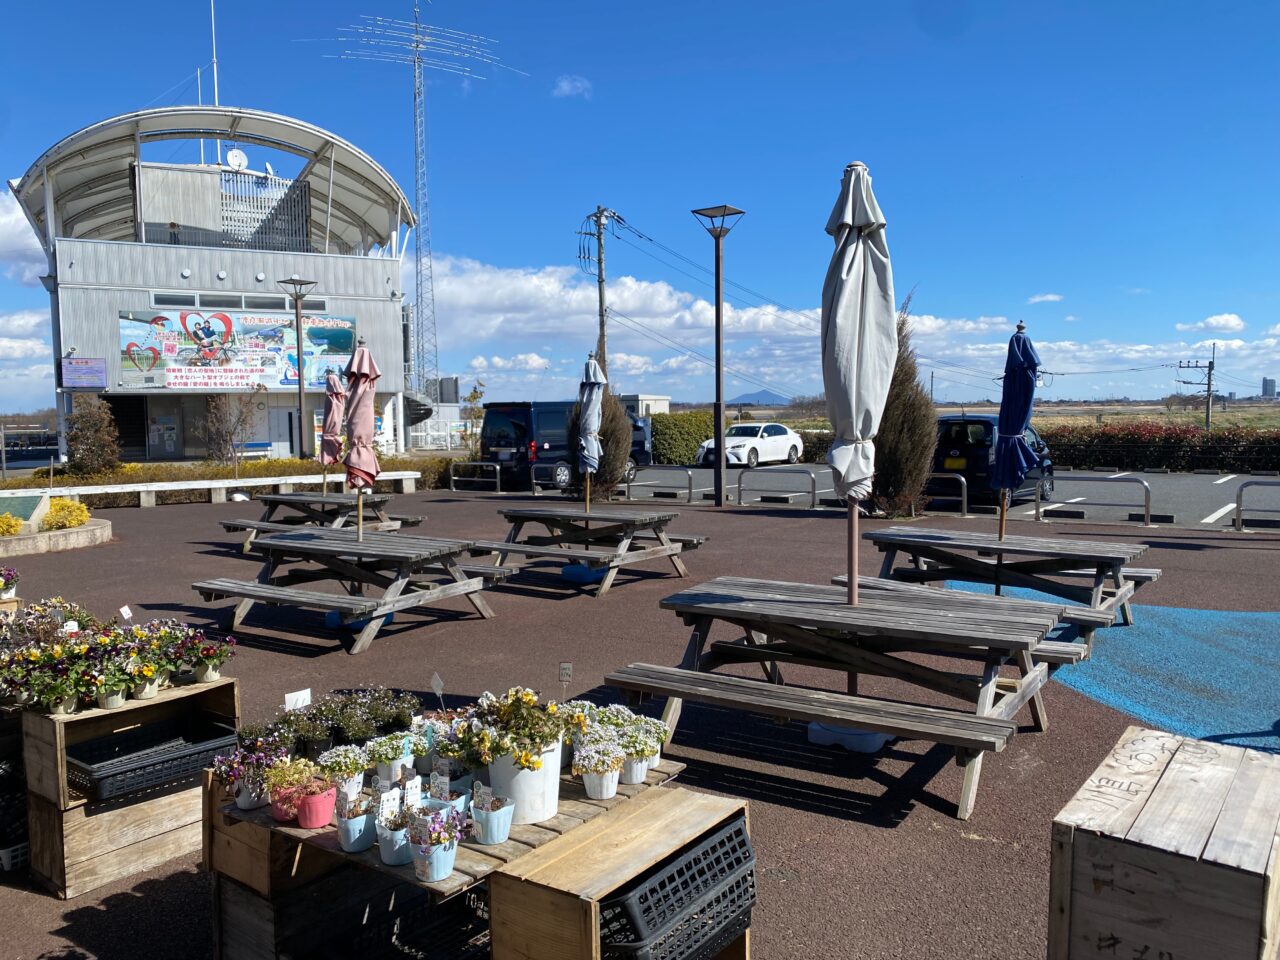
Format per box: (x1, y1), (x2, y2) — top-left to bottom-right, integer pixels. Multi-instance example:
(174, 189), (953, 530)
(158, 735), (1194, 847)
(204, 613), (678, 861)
(473, 505), (702, 598)
(608, 574), (1070, 819)
(864, 525), (1157, 624)
(255, 491), (400, 528)
(193, 527), (501, 654)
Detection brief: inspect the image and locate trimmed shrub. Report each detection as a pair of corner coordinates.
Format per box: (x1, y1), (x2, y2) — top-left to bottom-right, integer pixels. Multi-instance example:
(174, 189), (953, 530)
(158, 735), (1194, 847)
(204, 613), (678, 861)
(66, 396), (121, 476)
(0, 513), (22, 537)
(798, 431), (833, 464)
(1038, 423), (1280, 472)
(41, 498), (90, 531)
(650, 411), (717, 465)
(872, 310), (937, 516)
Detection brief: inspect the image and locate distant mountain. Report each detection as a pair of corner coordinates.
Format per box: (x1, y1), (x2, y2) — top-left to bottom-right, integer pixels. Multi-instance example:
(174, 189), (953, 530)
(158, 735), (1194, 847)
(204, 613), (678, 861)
(727, 389), (790, 406)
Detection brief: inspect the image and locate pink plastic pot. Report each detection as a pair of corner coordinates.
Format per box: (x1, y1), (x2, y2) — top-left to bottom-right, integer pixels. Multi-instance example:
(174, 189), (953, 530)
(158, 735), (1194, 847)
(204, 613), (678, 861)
(296, 787), (338, 829)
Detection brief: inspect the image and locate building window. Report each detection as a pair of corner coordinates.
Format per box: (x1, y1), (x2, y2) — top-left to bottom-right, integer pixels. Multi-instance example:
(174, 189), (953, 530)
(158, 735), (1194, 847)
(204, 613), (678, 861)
(153, 292), (197, 307)
(199, 293), (245, 309)
(301, 298), (327, 311)
(244, 295), (288, 310)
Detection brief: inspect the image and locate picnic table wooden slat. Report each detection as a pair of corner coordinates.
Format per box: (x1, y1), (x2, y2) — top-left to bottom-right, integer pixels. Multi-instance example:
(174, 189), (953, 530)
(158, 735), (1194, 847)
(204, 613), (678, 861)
(865, 525), (1148, 562)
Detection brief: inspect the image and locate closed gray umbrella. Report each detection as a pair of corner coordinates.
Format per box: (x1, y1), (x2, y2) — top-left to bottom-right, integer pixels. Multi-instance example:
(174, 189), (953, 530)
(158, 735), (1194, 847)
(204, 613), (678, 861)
(343, 338), (381, 541)
(577, 355), (607, 512)
(821, 162), (898, 603)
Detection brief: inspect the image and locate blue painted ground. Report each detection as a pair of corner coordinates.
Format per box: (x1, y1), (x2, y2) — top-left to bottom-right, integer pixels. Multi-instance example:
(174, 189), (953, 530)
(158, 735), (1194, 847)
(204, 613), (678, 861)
(947, 582), (1280, 752)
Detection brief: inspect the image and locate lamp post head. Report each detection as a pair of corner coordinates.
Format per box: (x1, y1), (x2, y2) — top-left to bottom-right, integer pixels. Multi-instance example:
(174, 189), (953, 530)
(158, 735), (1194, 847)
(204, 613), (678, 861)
(277, 277), (318, 300)
(691, 204), (745, 239)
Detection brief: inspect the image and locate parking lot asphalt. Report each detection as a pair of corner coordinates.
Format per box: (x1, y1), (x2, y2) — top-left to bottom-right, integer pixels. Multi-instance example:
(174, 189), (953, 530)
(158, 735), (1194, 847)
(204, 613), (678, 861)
(3, 493), (1279, 959)
(629, 463), (1280, 530)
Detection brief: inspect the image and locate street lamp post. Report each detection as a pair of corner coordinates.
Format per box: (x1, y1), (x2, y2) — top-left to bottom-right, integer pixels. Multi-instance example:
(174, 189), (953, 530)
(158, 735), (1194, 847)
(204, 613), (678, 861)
(278, 276), (318, 458)
(690, 205), (745, 507)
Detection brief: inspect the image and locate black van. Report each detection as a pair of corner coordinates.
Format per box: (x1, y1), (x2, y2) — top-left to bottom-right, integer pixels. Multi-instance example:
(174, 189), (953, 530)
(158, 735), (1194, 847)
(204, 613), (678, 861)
(479, 402), (653, 491)
(926, 414), (1054, 504)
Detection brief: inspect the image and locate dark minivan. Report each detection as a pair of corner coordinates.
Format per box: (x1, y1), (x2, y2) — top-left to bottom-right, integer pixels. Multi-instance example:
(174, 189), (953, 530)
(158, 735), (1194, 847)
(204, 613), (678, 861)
(479, 401), (652, 491)
(927, 414), (1053, 504)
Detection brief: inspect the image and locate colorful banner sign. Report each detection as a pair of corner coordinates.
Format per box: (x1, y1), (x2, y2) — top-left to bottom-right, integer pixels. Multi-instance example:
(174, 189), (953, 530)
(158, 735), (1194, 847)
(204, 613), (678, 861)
(60, 357), (109, 390)
(117, 310), (356, 391)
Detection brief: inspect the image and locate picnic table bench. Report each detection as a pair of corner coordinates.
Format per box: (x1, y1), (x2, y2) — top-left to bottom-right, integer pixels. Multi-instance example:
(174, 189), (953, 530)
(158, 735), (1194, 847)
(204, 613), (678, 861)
(865, 526), (1156, 625)
(607, 574), (1071, 819)
(193, 528), (501, 654)
(472, 506), (703, 597)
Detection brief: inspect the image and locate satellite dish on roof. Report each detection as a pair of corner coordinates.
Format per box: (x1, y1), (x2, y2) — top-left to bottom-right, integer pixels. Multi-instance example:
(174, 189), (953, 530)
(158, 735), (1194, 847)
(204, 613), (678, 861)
(264, 161), (275, 178)
(226, 148), (248, 172)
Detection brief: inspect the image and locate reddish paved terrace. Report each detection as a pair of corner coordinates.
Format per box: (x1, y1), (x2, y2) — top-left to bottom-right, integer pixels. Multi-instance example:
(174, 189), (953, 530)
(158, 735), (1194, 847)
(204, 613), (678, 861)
(3, 491), (1277, 960)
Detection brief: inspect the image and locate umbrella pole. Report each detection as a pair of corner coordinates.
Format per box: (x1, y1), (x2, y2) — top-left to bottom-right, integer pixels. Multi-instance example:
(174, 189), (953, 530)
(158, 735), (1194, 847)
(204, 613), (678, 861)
(995, 489), (1007, 596)
(585, 473), (591, 515)
(847, 496), (859, 605)
(357, 488), (364, 543)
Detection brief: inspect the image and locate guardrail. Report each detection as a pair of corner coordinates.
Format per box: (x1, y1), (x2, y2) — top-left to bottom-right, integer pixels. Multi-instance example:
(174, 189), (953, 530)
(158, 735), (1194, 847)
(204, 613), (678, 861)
(1234, 480), (1280, 531)
(1034, 475), (1153, 526)
(928, 472), (970, 517)
(448, 461), (501, 494)
(737, 468), (818, 509)
(624, 466), (695, 504)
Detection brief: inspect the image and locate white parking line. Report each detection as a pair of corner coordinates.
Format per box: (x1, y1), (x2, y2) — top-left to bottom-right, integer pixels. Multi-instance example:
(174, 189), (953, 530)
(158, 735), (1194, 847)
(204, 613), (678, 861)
(1108, 471), (1131, 478)
(1214, 474), (1238, 485)
(1200, 503), (1236, 524)
(1022, 496), (1085, 515)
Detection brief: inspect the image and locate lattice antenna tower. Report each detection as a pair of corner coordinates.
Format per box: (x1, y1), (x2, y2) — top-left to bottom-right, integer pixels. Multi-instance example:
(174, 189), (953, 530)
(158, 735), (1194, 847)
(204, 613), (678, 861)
(326, 4), (511, 400)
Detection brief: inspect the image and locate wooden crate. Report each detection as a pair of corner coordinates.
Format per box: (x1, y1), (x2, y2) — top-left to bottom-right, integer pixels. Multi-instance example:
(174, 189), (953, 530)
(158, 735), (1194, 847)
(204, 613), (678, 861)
(489, 787), (750, 960)
(22, 677), (239, 898)
(1050, 725), (1280, 960)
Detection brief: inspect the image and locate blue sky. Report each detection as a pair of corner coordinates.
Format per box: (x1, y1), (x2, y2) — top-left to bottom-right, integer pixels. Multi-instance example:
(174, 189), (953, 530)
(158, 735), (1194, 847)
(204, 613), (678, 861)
(2, 0), (1279, 410)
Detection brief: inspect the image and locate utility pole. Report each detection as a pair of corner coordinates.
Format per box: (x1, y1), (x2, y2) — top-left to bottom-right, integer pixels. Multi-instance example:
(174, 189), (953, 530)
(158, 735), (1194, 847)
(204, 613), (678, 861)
(579, 207), (614, 378)
(1177, 342), (1216, 430)
(930, 371), (935, 404)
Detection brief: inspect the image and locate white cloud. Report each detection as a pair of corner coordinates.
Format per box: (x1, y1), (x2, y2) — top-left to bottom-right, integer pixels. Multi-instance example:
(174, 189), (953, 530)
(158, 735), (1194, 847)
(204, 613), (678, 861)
(1127, 287), (1151, 295)
(1175, 313), (1245, 333)
(8, 363), (53, 378)
(0, 193), (45, 286)
(1063, 315), (1078, 323)
(1027, 293), (1063, 304)
(0, 310), (49, 337)
(470, 352), (551, 372)
(551, 75), (593, 99)
(0, 336), (49, 359)
(1267, 324), (1280, 336)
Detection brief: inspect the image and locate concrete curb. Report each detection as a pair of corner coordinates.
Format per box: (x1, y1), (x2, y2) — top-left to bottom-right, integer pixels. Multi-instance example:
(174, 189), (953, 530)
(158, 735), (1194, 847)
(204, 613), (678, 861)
(0, 518), (113, 557)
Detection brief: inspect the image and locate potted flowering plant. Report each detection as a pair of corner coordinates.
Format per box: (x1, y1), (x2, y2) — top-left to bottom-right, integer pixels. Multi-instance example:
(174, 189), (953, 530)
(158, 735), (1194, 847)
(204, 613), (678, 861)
(409, 806), (468, 882)
(141, 619), (189, 685)
(289, 711), (337, 759)
(317, 744), (369, 802)
(377, 806), (414, 865)
(29, 644), (83, 715)
(264, 757), (331, 824)
(335, 795), (377, 853)
(365, 733), (413, 786)
(419, 712), (478, 790)
(469, 789), (516, 845)
(213, 739), (290, 810)
(0, 566), (20, 600)
(470, 687), (565, 825)
(126, 651), (161, 701)
(638, 716), (671, 769)
(185, 630), (235, 682)
(571, 731), (625, 800)
(85, 632), (132, 710)
(617, 724), (659, 785)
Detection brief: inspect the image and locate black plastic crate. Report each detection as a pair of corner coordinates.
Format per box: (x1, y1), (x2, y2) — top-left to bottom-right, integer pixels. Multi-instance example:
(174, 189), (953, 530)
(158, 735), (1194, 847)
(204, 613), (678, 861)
(0, 785), (26, 846)
(65, 715), (237, 801)
(599, 814), (756, 960)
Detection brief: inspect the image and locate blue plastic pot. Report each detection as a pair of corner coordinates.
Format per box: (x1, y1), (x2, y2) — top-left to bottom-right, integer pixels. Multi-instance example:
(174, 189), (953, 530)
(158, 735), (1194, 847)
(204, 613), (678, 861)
(337, 813), (376, 853)
(421, 794), (468, 817)
(376, 825), (413, 865)
(411, 839), (458, 883)
(470, 798), (515, 845)
(560, 563), (607, 585)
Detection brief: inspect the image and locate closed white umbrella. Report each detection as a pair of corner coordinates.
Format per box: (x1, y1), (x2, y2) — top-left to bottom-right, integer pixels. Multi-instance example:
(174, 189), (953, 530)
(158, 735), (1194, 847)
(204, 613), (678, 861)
(821, 162), (898, 604)
(577, 354), (607, 513)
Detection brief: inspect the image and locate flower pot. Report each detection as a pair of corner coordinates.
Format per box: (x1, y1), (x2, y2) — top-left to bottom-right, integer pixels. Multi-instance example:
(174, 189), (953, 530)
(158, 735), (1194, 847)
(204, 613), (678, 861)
(296, 787), (338, 829)
(620, 756), (649, 785)
(270, 798), (297, 823)
(46, 694), (79, 716)
(487, 740), (562, 825)
(4, 689), (32, 706)
(377, 825), (413, 865)
(337, 773), (365, 803)
(337, 814), (377, 853)
(96, 689), (127, 711)
(301, 737), (335, 761)
(411, 839), (458, 883)
(375, 757), (410, 789)
(131, 678), (159, 700)
(806, 722), (892, 754)
(470, 798), (515, 845)
(234, 782), (269, 810)
(648, 749), (662, 770)
(194, 663), (221, 683)
(582, 769), (620, 801)
(156, 667), (172, 687)
(420, 794), (467, 818)
(1, 586), (15, 600)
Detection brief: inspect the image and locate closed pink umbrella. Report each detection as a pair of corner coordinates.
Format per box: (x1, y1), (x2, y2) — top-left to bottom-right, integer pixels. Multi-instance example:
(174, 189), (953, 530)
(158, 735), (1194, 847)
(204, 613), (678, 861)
(319, 372), (346, 491)
(343, 339), (381, 539)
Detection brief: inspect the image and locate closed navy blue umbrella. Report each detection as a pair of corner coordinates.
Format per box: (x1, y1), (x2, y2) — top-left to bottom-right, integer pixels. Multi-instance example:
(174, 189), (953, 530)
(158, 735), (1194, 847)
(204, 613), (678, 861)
(991, 322), (1041, 540)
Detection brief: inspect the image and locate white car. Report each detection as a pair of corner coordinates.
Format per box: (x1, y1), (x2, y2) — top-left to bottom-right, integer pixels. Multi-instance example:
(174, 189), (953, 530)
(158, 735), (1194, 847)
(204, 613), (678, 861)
(698, 423), (804, 468)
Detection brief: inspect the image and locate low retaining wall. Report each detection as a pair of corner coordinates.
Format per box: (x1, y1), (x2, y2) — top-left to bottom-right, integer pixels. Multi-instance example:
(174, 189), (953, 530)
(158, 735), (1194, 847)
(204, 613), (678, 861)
(0, 518), (113, 557)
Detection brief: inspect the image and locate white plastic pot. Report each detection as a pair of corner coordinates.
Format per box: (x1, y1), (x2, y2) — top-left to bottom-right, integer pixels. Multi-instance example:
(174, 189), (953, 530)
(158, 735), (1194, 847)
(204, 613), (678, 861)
(487, 741), (562, 825)
(807, 721), (892, 754)
(648, 749), (662, 771)
(620, 756), (649, 785)
(234, 782), (269, 810)
(582, 769), (620, 801)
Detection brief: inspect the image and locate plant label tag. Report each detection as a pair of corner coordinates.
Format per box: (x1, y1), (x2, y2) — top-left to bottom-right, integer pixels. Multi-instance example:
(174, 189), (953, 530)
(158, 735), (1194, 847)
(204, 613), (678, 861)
(62, 621), (80, 636)
(119, 605), (133, 621)
(430, 672), (445, 709)
(379, 788), (401, 821)
(476, 784), (493, 811)
(402, 775), (422, 811)
(559, 662), (572, 683)
(429, 772), (449, 800)
(432, 757), (451, 780)
(336, 792), (349, 818)
(283, 689), (312, 712)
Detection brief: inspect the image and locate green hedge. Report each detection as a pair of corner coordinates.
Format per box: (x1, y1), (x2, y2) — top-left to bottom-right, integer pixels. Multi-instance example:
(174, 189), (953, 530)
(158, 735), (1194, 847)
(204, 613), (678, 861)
(1039, 423), (1280, 472)
(797, 431), (833, 464)
(651, 411), (717, 465)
